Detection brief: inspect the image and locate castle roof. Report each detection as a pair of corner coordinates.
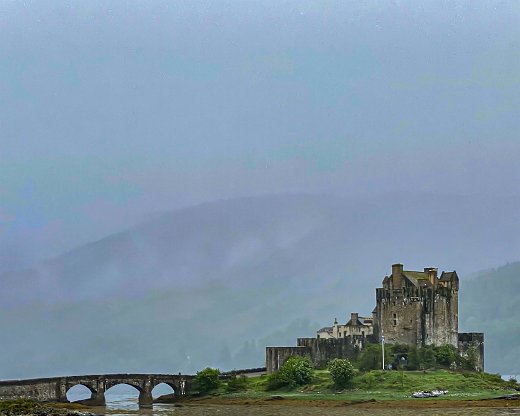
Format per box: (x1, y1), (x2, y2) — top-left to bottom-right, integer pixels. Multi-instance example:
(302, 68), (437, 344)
(346, 316), (373, 327)
(402, 270), (432, 287)
(440, 271), (458, 281)
(317, 327), (333, 334)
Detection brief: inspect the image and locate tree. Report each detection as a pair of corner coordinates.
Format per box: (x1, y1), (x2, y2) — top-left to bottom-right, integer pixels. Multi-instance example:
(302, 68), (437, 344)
(356, 343), (383, 371)
(418, 345), (437, 369)
(434, 344), (459, 367)
(194, 367), (220, 393)
(328, 358), (355, 389)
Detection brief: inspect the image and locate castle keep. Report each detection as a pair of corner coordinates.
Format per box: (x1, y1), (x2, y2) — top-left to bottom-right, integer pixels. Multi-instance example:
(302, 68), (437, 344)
(266, 263), (484, 372)
(375, 263), (459, 347)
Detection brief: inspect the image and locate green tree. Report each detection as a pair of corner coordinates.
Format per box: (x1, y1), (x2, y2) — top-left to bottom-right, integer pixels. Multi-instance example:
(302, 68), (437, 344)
(418, 345), (437, 369)
(357, 343), (383, 371)
(405, 346), (420, 370)
(328, 358), (355, 389)
(194, 367), (220, 393)
(434, 344), (459, 367)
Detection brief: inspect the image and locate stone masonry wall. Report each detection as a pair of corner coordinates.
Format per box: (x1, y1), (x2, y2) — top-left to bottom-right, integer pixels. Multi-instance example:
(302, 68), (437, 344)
(297, 338), (358, 369)
(458, 332), (484, 372)
(427, 287), (458, 347)
(265, 347), (311, 373)
(0, 378), (63, 402)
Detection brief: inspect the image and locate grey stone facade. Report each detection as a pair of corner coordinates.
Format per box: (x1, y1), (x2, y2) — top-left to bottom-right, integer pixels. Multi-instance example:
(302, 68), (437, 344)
(374, 264), (459, 348)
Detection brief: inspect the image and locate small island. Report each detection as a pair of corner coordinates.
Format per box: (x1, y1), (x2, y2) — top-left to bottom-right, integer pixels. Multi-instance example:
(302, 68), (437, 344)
(183, 364), (519, 409)
(183, 263), (517, 409)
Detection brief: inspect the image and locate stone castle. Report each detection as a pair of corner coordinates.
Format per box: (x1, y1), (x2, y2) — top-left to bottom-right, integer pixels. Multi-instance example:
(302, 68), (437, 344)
(266, 263), (484, 372)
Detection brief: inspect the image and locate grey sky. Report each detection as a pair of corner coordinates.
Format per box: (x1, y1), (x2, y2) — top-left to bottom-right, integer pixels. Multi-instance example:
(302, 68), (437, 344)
(1, 0), (520, 268)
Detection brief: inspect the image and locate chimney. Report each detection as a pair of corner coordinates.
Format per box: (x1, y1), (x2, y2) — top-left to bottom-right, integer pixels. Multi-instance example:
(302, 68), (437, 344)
(392, 263), (404, 288)
(350, 313), (359, 326)
(424, 267), (438, 285)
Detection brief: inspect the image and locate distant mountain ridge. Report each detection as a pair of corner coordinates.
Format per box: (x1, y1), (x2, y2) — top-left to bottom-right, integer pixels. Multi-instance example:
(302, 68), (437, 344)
(1, 193), (520, 377)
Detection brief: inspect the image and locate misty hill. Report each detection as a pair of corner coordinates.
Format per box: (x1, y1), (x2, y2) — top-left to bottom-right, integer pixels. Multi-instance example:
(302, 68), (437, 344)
(4, 193), (520, 307)
(1, 193), (520, 378)
(460, 262), (520, 374)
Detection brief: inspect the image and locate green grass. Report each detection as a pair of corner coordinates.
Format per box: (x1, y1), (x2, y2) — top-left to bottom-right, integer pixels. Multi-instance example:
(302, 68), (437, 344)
(210, 370), (518, 402)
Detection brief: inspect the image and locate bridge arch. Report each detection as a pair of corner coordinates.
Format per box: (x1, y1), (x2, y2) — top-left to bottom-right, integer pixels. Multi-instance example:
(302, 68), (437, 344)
(151, 382), (175, 400)
(105, 380), (142, 392)
(66, 383), (95, 402)
(105, 383), (142, 409)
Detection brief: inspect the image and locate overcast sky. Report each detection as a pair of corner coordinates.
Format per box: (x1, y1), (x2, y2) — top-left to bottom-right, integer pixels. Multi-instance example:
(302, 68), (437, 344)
(1, 0), (520, 269)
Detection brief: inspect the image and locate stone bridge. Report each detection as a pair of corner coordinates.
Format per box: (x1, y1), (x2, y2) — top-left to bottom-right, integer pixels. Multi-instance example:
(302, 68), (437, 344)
(0, 374), (194, 406)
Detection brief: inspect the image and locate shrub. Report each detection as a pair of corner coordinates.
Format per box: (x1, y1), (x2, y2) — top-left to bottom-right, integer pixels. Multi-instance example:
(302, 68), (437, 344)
(225, 373), (248, 392)
(461, 346), (478, 370)
(279, 356), (314, 387)
(328, 358), (355, 389)
(194, 367), (220, 393)
(266, 371), (290, 391)
(434, 344), (459, 367)
(266, 356), (314, 390)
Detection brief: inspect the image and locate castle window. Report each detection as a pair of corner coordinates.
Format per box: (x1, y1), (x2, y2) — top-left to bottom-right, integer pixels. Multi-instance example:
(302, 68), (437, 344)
(393, 313), (397, 326)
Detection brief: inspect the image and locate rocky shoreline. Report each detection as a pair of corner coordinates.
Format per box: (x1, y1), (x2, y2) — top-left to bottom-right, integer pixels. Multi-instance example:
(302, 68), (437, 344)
(0, 401), (96, 416)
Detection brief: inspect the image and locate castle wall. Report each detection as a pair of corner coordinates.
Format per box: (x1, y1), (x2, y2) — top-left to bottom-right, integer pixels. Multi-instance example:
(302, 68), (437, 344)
(265, 346), (311, 373)
(376, 285), (458, 348)
(297, 338), (359, 369)
(458, 332), (484, 372)
(376, 287), (422, 346)
(428, 287), (458, 347)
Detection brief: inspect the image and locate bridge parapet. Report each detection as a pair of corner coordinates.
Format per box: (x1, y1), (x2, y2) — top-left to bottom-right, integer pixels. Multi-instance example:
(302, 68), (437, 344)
(0, 374), (194, 406)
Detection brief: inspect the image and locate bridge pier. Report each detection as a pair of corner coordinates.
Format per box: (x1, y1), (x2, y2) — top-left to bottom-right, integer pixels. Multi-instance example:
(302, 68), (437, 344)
(88, 390), (106, 406)
(138, 389), (153, 406)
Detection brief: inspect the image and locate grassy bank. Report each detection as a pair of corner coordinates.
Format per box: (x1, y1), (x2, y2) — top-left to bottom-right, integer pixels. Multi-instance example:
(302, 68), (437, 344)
(188, 370), (519, 406)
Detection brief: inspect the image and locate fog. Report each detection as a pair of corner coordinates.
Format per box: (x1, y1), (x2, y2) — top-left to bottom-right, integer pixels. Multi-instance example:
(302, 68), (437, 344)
(1, 0), (520, 377)
(2, 0), (520, 268)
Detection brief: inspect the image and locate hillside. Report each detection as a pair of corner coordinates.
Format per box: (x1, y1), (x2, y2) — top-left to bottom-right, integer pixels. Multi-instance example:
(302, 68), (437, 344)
(460, 262), (520, 374)
(1, 193), (520, 378)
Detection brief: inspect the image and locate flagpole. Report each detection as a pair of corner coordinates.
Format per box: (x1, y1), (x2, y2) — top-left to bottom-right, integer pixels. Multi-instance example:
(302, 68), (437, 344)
(381, 330), (385, 370)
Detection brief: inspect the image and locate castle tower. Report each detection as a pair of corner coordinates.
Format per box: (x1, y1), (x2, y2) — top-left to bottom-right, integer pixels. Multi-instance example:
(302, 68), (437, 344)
(374, 263), (459, 348)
